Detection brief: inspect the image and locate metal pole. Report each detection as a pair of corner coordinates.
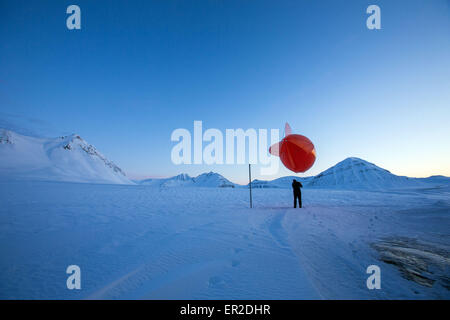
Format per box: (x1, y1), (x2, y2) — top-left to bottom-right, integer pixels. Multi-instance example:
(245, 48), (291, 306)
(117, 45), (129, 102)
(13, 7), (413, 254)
(249, 164), (253, 208)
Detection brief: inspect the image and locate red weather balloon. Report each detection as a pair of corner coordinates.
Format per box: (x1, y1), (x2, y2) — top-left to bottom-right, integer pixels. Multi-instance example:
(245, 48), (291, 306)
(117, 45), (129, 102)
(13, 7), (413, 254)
(269, 123), (316, 173)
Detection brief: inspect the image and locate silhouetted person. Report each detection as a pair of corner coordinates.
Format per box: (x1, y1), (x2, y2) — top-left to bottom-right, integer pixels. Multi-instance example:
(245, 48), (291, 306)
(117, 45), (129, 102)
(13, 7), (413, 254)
(292, 179), (303, 208)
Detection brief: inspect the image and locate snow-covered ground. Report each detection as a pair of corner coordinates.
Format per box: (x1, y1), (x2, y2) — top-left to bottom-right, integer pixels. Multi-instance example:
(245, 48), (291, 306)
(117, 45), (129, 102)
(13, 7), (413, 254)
(0, 180), (448, 299)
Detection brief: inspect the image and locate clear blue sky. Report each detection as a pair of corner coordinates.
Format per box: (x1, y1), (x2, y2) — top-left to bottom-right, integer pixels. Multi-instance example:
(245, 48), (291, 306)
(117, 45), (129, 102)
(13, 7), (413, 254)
(1, 0), (449, 184)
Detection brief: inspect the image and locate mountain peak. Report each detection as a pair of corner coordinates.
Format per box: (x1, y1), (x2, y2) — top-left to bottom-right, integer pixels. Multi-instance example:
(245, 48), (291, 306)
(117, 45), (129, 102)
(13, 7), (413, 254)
(173, 173), (192, 180)
(342, 157), (364, 161)
(308, 157), (402, 189)
(339, 157), (372, 165)
(193, 172), (235, 188)
(0, 130), (132, 184)
(139, 171), (235, 188)
(196, 171), (218, 177)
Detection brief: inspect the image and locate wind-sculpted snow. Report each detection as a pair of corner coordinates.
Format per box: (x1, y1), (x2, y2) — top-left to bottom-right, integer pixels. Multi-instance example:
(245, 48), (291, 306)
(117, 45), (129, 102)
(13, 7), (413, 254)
(0, 129), (133, 185)
(0, 181), (448, 299)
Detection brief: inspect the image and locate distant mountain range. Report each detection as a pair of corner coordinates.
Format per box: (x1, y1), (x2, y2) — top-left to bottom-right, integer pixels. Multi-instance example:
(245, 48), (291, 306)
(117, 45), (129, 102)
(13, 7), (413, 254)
(139, 172), (236, 188)
(1, 129), (448, 189)
(140, 157), (449, 190)
(251, 158), (450, 190)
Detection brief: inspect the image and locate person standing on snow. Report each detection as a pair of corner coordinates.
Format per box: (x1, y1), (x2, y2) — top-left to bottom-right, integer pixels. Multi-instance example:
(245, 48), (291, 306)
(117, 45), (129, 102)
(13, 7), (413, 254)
(292, 179), (303, 208)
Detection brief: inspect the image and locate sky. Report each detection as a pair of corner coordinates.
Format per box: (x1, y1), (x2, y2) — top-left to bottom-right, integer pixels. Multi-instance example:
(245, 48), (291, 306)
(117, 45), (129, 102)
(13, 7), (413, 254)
(1, 0), (449, 184)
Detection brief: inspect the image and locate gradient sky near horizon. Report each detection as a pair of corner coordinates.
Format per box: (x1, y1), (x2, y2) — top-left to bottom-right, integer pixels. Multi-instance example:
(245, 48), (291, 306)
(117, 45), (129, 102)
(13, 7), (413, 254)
(1, 0), (449, 184)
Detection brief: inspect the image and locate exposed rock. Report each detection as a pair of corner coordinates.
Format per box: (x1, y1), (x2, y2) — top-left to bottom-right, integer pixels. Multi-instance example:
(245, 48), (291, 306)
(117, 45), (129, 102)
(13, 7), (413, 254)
(372, 237), (450, 289)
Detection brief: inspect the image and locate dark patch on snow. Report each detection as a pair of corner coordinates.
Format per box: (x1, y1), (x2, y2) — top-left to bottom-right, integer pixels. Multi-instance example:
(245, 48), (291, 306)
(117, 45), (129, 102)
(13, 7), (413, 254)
(0, 130), (13, 144)
(372, 237), (450, 289)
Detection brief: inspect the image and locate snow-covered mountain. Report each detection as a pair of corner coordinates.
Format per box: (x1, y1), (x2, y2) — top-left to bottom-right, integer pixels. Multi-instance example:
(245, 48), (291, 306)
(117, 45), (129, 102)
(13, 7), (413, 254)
(2, 129), (447, 190)
(248, 157), (449, 190)
(142, 157), (447, 190)
(140, 173), (195, 187)
(194, 172), (235, 188)
(0, 129), (133, 185)
(140, 172), (235, 188)
(307, 157), (416, 189)
(413, 175), (450, 185)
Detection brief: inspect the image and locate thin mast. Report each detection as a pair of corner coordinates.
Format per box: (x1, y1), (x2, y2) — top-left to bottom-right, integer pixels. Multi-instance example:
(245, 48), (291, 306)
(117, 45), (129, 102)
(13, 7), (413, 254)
(249, 164), (253, 208)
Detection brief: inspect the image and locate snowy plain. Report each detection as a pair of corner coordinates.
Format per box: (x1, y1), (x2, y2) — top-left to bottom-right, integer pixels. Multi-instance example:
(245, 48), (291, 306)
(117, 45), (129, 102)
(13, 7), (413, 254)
(0, 129), (449, 299)
(0, 180), (449, 299)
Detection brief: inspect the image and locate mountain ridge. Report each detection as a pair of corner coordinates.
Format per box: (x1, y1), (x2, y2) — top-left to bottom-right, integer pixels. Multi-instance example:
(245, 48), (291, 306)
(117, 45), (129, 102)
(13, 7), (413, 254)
(0, 129), (133, 185)
(1, 129), (448, 189)
(138, 157), (449, 190)
(139, 171), (235, 188)
(251, 157), (449, 190)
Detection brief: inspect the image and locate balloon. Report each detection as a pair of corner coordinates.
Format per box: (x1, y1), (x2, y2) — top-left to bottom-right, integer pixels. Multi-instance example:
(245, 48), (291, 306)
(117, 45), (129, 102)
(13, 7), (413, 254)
(269, 123), (316, 173)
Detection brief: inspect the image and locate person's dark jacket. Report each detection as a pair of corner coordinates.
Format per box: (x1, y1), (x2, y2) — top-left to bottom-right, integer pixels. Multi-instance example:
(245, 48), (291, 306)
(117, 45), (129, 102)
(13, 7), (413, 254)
(292, 180), (303, 194)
